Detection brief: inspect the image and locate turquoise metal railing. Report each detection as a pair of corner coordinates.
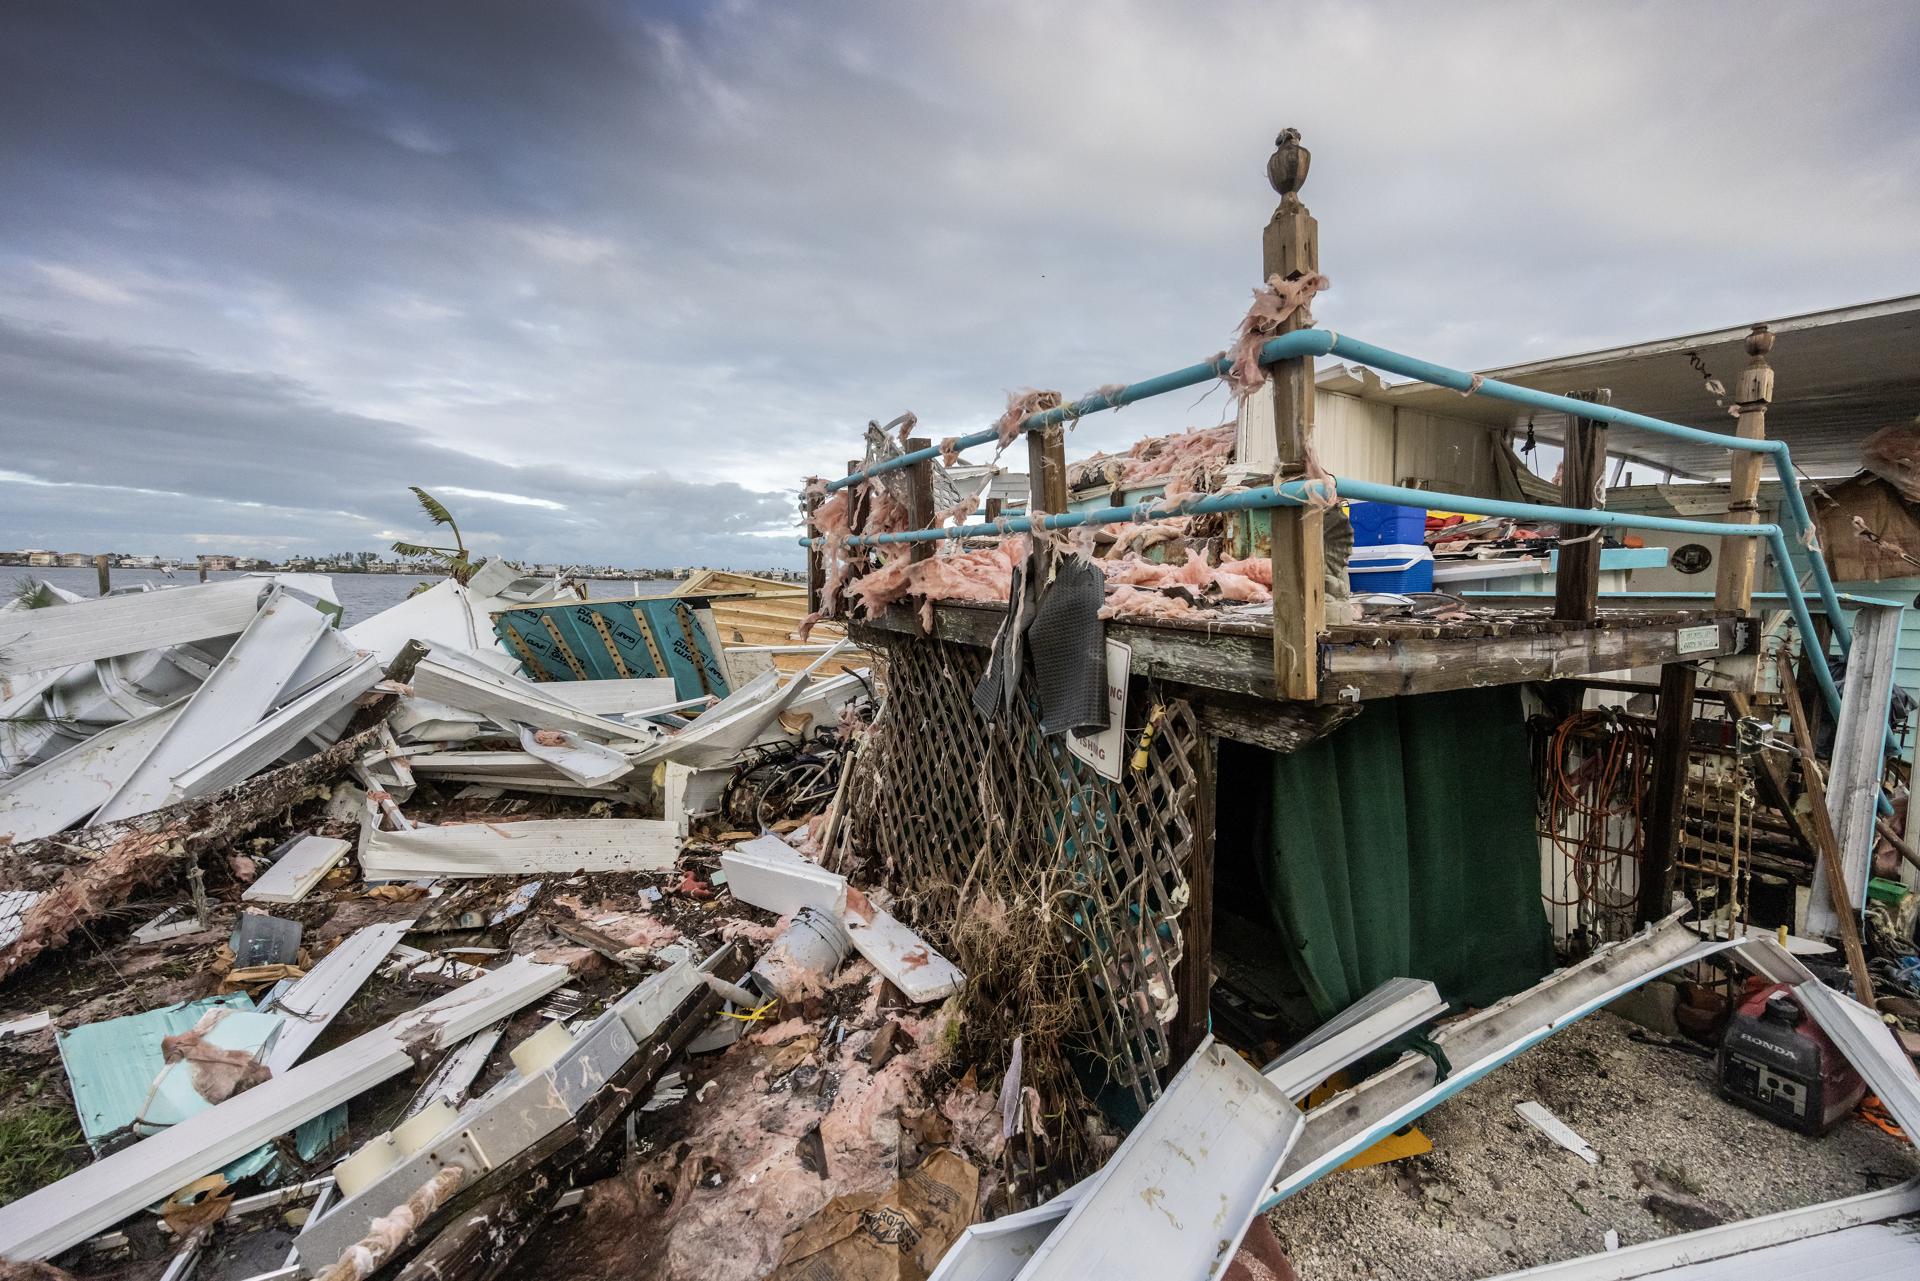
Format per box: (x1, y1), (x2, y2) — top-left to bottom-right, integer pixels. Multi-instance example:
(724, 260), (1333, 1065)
(808, 328), (1855, 718)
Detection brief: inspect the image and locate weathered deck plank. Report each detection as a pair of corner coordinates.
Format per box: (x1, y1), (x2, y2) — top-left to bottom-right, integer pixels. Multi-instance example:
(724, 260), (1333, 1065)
(855, 603), (1750, 704)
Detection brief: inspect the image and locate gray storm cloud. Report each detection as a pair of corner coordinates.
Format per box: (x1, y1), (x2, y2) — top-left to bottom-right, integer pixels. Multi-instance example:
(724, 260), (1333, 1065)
(1, 0), (1916, 564)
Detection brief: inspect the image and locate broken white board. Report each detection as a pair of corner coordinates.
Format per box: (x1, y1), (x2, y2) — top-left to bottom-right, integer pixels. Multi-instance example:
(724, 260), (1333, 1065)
(293, 959), (702, 1267)
(1515, 1101), (1599, 1165)
(1479, 1176), (1920, 1280)
(640, 641), (851, 769)
(0, 955), (568, 1261)
(1809, 602), (1901, 934)
(0, 701), (184, 844)
(342, 576), (540, 666)
(843, 895), (964, 1004)
(0, 1010), (52, 1039)
(0, 579), (265, 677)
(1262, 977), (1446, 1100)
(403, 1022), (504, 1118)
(272, 624), (360, 704)
(515, 725), (635, 787)
(360, 818), (678, 880)
(542, 677), (677, 718)
(261, 920), (411, 1074)
(243, 835), (353, 905)
(1013, 1038), (1302, 1281)
(1065, 640), (1130, 782)
(170, 655), (381, 801)
(409, 652), (658, 746)
(94, 589), (332, 823)
(666, 762), (733, 838)
(720, 833), (849, 917)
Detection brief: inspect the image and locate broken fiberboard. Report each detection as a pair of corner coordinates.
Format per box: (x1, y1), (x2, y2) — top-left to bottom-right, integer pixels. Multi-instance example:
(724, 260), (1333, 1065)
(359, 818), (678, 880)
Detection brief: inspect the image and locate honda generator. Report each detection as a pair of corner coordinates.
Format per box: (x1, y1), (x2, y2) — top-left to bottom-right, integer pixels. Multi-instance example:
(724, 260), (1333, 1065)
(1717, 980), (1864, 1136)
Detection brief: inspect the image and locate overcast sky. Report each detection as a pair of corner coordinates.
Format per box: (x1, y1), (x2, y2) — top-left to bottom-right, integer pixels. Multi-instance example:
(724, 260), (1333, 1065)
(2, 1), (1915, 568)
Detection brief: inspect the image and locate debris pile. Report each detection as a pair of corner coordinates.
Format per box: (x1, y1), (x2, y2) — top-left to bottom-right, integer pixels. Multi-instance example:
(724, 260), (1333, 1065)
(0, 565), (1022, 1281)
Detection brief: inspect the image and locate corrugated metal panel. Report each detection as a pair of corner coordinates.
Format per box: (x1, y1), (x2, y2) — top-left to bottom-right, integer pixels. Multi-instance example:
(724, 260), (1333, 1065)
(1237, 388), (1503, 494)
(1312, 391), (1397, 482)
(1392, 408), (1498, 492)
(1380, 295), (1920, 480)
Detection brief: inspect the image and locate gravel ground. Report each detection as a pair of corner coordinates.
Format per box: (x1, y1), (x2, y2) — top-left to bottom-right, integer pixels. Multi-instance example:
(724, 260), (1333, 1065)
(1266, 1009), (1918, 1280)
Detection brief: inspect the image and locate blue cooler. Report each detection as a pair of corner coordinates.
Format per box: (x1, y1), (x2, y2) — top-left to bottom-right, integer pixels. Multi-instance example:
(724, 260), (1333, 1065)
(1348, 543), (1434, 593)
(1348, 500), (1428, 547)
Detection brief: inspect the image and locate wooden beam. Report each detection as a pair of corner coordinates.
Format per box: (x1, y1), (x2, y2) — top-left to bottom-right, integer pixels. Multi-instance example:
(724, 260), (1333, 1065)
(1319, 617), (1747, 704)
(1726, 691), (1822, 862)
(1638, 662), (1696, 925)
(803, 480), (823, 617)
(1714, 325), (1776, 612)
(1775, 653), (1876, 1000)
(1180, 686), (1359, 754)
(1028, 424), (1069, 516)
(853, 606), (1748, 705)
(1263, 128), (1323, 701)
(905, 436), (936, 566)
(1808, 601), (1901, 932)
(1171, 734), (1216, 1070)
(1271, 512), (1324, 702)
(1553, 391), (1610, 623)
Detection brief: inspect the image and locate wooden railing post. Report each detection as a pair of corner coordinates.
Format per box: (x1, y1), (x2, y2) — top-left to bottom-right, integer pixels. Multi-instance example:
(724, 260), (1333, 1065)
(1265, 129), (1323, 701)
(94, 553), (111, 597)
(803, 480), (824, 617)
(1554, 389), (1610, 622)
(1715, 325), (1775, 612)
(1027, 423), (1069, 579)
(1637, 661), (1696, 925)
(905, 437), (936, 565)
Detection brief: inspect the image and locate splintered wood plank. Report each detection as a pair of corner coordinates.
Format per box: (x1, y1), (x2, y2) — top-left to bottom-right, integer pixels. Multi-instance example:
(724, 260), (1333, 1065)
(361, 819), (677, 880)
(244, 835), (353, 905)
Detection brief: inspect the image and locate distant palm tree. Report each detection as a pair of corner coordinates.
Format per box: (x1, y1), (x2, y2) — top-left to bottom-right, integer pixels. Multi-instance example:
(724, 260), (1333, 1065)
(391, 487), (477, 585)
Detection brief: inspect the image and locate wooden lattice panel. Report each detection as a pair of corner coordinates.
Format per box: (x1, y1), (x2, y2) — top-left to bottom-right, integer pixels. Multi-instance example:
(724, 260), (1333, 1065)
(846, 627), (1200, 1107)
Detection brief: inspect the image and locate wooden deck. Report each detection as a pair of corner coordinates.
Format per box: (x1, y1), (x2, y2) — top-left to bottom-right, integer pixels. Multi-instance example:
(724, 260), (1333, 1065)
(855, 599), (1753, 708)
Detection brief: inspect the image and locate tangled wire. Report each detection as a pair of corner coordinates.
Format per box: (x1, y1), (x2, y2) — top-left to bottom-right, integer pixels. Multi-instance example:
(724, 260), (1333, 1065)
(1536, 709), (1654, 948)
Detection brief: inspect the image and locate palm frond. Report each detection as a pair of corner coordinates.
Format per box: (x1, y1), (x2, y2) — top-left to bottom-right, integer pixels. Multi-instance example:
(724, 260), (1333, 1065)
(390, 541), (453, 559)
(410, 486), (456, 528)
(10, 577), (56, 610)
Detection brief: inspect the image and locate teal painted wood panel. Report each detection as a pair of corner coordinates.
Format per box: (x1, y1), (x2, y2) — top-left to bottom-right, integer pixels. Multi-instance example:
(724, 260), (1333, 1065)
(492, 597), (731, 700)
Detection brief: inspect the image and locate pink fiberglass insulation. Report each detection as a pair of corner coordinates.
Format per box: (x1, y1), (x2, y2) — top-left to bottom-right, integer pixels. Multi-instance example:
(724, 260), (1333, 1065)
(558, 966), (968, 1281)
(1219, 556), (1273, 587)
(1227, 272), (1330, 399)
(1105, 518), (1192, 558)
(1100, 548), (1271, 604)
(994, 389), (1063, 447)
(845, 536), (1028, 617)
(1099, 585), (1199, 621)
(1071, 424), (1236, 496)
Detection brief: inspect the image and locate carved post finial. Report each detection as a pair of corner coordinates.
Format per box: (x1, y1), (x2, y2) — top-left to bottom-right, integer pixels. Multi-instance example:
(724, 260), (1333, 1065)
(1267, 128), (1310, 202)
(1745, 323), (1774, 360)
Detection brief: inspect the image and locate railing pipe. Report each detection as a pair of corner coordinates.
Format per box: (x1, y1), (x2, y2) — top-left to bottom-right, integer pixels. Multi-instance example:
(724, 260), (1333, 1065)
(823, 332), (1337, 492)
(1316, 334), (1851, 651)
(801, 474), (1843, 716)
(823, 328), (1849, 653)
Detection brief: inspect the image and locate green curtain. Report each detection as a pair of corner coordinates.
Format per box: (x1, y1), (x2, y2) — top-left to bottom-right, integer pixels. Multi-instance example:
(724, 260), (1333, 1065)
(1258, 685), (1552, 1019)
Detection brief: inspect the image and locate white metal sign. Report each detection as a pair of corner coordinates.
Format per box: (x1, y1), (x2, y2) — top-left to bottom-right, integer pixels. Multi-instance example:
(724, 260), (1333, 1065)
(1068, 640), (1131, 782)
(1674, 624), (1721, 655)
